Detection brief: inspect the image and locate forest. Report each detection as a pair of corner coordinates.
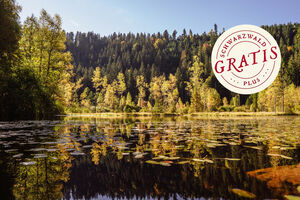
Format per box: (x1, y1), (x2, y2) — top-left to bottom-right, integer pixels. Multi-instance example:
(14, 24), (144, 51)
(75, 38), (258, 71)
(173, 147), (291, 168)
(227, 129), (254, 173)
(0, 0), (299, 120)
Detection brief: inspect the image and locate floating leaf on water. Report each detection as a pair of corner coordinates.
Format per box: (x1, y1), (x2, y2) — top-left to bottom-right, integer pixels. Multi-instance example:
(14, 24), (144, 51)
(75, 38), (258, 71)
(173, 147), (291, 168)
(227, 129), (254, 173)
(177, 161), (189, 165)
(204, 159), (214, 163)
(34, 154), (47, 159)
(153, 155), (168, 160)
(82, 145), (93, 149)
(267, 153), (293, 160)
(272, 146), (281, 149)
(162, 160), (173, 164)
(122, 153), (130, 156)
(46, 148), (58, 152)
(13, 153), (23, 158)
(206, 144), (217, 148)
(225, 158), (241, 161)
(167, 156), (180, 160)
(281, 155), (293, 160)
(118, 146), (129, 150)
(267, 153), (281, 157)
(21, 161), (36, 166)
(4, 149), (18, 153)
(70, 151), (85, 156)
(66, 148), (76, 152)
(285, 195), (300, 200)
(134, 154), (144, 159)
(215, 143), (227, 147)
(231, 188), (256, 199)
(133, 152), (142, 156)
(159, 161), (171, 167)
(192, 158), (204, 162)
(30, 148), (47, 152)
(192, 158), (213, 163)
(243, 145), (263, 150)
(280, 147), (296, 150)
(52, 157), (57, 160)
(145, 160), (160, 165)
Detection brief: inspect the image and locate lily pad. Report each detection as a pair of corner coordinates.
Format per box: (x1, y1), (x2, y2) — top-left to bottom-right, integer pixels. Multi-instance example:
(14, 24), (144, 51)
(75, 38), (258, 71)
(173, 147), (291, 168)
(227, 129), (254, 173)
(134, 154), (144, 159)
(167, 156), (180, 160)
(231, 188), (256, 199)
(281, 155), (293, 160)
(244, 145), (263, 150)
(21, 161), (37, 166)
(177, 161), (190, 165)
(145, 160), (160, 165)
(204, 159), (214, 163)
(225, 158), (241, 161)
(12, 153), (23, 158)
(192, 158), (214, 163)
(159, 161), (171, 167)
(34, 154), (47, 159)
(70, 151), (85, 156)
(153, 155), (168, 160)
(285, 195), (300, 200)
(46, 148), (58, 152)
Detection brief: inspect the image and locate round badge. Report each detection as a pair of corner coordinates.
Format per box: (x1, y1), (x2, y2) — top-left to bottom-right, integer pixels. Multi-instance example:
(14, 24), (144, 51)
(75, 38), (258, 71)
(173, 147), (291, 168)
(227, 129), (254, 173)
(211, 24), (281, 94)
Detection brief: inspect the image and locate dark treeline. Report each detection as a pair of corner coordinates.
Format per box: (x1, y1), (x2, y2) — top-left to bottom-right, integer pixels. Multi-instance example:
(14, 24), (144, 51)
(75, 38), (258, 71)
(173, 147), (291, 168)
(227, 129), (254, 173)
(0, 0), (299, 120)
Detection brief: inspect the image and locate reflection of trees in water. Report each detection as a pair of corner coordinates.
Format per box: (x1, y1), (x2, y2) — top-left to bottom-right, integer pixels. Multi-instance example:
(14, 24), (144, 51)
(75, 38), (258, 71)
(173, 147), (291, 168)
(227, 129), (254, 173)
(60, 117), (299, 199)
(0, 151), (17, 199)
(12, 126), (74, 200)
(2, 116), (299, 199)
(13, 151), (72, 200)
(62, 152), (275, 200)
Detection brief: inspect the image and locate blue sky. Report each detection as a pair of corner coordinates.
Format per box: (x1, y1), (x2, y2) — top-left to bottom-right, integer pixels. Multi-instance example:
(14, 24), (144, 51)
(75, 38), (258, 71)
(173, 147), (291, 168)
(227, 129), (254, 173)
(18, 0), (300, 36)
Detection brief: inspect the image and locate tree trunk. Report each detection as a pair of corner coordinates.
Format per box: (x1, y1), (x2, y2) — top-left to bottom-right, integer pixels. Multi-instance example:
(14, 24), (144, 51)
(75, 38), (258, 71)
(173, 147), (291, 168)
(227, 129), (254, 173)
(274, 95), (276, 113)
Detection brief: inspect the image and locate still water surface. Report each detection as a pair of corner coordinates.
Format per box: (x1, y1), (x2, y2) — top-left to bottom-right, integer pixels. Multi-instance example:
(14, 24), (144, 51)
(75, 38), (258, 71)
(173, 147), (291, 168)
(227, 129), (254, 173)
(0, 116), (299, 200)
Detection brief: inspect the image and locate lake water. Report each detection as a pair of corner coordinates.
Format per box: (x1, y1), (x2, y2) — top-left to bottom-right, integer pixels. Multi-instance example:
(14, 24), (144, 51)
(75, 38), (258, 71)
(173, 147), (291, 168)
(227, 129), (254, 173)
(0, 115), (299, 200)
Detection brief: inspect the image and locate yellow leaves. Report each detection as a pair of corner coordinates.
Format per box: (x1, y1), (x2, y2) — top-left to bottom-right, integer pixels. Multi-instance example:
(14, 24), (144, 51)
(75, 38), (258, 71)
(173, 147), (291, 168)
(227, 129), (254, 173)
(205, 87), (221, 111)
(231, 188), (256, 199)
(91, 143), (101, 165)
(117, 72), (126, 95)
(149, 75), (165, 100)
(92, 67), (102, 92)
(154, 38), (163, 49)
(136, 75), (148, 102)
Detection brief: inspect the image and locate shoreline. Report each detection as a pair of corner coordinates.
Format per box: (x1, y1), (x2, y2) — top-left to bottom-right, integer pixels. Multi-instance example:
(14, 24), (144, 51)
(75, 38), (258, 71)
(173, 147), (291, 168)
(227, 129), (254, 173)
(63, 111), (299, 118)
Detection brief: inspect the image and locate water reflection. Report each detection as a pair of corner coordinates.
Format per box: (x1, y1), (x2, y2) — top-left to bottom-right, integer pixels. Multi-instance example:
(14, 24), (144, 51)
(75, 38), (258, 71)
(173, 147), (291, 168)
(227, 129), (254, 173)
(0, 116), (299, 199)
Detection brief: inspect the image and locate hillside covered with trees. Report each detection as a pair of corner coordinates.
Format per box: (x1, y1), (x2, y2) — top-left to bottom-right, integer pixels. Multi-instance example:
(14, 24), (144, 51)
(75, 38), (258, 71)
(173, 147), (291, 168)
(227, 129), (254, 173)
(65, 24), (300, 114)
(0, 0), (299, 120)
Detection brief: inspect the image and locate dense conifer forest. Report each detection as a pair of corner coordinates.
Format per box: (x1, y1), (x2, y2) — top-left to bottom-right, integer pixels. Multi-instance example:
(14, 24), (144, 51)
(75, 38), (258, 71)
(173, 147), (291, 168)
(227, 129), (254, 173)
(0, 0), (299, 120)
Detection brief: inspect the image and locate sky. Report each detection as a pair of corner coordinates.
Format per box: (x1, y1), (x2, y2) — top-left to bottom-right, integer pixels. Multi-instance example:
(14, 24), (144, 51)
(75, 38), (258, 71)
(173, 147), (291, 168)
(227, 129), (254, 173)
(17, 0), (300, 36)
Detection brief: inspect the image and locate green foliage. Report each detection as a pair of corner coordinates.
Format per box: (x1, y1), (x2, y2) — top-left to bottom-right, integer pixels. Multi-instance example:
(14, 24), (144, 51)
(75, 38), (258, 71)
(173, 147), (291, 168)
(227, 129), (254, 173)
(66, 23), (300, 114)
(218, 105), (235, 112)
(0, 5), (75, 119)
(1, 3), (299, 118)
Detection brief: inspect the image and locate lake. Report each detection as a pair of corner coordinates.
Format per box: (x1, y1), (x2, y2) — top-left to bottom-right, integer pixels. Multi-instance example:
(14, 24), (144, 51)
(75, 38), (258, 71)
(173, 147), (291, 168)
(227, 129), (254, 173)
(0, 115), (299, 200)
